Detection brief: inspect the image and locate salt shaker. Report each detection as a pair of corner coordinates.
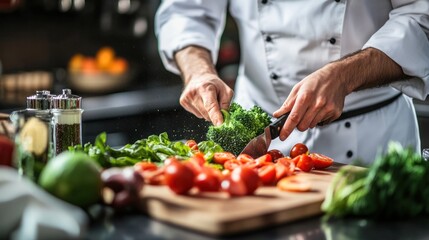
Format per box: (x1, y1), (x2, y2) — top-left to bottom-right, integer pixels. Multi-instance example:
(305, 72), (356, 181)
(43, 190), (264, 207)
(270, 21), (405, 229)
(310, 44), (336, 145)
(10, 90), (54, 181)
(52, 89), (83, 155)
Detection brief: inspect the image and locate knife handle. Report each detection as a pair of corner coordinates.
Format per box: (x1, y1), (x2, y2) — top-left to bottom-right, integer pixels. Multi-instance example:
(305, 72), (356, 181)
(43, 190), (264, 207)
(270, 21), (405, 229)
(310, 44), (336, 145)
(269, 113), (289, 139)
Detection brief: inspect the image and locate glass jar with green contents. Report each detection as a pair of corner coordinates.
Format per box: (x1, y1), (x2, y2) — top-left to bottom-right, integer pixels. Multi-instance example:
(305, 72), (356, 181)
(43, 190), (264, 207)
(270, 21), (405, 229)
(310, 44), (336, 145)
(52, 89), (83, 156)
(10, 90), (55, 181)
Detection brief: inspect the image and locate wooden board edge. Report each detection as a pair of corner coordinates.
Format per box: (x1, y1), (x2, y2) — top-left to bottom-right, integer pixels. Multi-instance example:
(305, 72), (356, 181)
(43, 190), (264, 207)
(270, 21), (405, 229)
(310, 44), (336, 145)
(141, 197), (325, 236)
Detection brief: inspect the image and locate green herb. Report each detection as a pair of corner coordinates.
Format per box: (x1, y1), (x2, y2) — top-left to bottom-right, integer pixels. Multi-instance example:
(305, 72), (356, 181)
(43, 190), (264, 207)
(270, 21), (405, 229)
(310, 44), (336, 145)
(69, 132), (223, 168)
(322, 142), (429, 219)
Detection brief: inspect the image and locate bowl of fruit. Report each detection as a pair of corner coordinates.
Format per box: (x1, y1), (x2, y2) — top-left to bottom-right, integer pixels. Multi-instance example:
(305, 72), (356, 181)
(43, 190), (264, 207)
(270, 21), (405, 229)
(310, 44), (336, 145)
(68, 46), (132, 94)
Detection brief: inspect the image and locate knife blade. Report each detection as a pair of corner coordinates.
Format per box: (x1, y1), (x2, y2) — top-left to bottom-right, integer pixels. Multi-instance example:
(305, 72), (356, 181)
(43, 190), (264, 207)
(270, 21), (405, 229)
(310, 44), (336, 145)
(239, 113), (289, 158)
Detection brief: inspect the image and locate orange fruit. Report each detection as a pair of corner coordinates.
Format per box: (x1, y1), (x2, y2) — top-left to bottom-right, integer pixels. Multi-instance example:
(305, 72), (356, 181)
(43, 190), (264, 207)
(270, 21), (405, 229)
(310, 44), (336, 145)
(68, 54), (84, 73)
(96, 47), (115, 70)
(80, 57), (99, 74)
(106, 58), (128, 75)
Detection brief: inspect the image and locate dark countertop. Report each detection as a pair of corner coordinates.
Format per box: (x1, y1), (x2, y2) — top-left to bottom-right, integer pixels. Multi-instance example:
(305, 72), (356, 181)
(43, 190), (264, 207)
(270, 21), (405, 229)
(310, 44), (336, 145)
(86, 209), (429, 240)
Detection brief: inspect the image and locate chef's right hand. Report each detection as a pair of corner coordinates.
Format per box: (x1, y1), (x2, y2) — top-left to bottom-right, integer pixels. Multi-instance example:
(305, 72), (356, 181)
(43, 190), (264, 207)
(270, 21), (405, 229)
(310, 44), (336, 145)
(179, 73), (234, 126)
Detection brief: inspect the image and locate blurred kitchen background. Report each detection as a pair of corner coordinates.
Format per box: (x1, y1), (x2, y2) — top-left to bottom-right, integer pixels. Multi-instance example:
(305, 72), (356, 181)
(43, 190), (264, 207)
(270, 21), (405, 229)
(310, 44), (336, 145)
(0, 0), (240, 146)
(0, 0), (428, 150)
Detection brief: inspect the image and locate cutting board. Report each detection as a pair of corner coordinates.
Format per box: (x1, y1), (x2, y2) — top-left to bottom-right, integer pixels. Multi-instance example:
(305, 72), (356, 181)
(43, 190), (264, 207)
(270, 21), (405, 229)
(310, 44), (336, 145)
(139, 163), (341, 236)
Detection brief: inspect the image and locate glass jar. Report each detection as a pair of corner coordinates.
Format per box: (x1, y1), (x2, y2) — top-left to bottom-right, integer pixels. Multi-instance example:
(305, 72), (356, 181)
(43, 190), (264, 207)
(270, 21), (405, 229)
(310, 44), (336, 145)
(52, 89), (83, 155)
(10, 90), (54, 181)
(423, 148), (429, 161)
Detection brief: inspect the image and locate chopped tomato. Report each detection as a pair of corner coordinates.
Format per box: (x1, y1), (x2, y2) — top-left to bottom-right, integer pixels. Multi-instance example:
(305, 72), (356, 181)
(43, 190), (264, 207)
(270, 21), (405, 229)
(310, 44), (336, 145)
(267, 149), (284, 162)
(275, 157), (295, 181)
(213, 152), (236, 165)
(277, 176), (312, 192)
(258, 164), (277, 185)
(236, 154), (254, 164)
(185, 139), (199, 151)
(143, 167), (166, 185)
(291, 155), (300, 165)
(134, 162), (158, 172)
(191, 152), (206, 166)
(255, 153), (272, 164)
(289, 143), (309, 158)
(224, 159), (242, 171)
(295, 154), (314, 172)
(309, 153), (334, 169)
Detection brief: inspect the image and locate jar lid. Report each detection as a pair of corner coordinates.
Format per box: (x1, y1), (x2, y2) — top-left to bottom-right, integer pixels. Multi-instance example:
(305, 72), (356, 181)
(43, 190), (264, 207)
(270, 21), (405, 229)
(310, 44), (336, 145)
(26, 90), (54, 110)
(53, 89), (82, 109)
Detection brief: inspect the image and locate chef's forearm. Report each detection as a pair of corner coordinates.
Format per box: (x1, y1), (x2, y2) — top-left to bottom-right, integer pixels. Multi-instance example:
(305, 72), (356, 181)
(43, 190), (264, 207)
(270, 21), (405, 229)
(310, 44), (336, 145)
(174, 46), (218, 85)
(327, 47), (408, 94)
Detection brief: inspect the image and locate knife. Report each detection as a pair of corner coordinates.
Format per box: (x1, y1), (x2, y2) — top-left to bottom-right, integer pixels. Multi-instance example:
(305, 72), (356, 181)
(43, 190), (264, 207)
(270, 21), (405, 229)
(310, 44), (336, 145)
(239, 113), (289, 158)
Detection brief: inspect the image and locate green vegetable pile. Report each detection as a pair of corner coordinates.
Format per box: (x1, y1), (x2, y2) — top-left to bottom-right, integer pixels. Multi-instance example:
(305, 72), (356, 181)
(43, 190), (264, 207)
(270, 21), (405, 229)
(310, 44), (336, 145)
(69, 132), (223, 168)
(322, 142), (429, 219)
(206, 102), (272, 155)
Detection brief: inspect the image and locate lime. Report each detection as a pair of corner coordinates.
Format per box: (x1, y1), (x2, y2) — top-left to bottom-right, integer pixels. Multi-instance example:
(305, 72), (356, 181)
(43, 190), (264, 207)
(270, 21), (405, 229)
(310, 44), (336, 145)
(38, 151), (102, 208)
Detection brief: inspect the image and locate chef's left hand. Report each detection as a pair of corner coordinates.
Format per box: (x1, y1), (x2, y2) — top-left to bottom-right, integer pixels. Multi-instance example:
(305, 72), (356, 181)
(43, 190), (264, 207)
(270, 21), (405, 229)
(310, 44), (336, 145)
(273, 63), (349, 141)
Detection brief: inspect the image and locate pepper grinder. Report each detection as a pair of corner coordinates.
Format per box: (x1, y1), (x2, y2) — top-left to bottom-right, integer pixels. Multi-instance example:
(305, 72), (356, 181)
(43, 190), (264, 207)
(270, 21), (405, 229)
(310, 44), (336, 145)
(52, 89), (83, 155)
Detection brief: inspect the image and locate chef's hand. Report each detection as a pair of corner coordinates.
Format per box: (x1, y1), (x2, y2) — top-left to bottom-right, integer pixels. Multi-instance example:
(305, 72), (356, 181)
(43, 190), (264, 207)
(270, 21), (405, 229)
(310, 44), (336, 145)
(180, 73), (234, 126)
(273, 47), (407, 141)
(175, 46), (234, 126)
(273, 63), (348, 141)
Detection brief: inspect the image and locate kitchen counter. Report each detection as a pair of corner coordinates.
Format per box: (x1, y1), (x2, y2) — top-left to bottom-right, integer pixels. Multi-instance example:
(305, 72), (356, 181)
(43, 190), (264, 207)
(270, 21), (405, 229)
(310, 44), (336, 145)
(86, 208), (429, 240)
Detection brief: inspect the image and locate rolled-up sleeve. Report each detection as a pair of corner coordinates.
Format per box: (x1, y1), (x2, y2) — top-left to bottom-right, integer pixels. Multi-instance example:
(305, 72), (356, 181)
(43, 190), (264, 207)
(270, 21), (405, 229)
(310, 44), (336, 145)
(363, 0), (429, 100)
(155, 0), (228, 74)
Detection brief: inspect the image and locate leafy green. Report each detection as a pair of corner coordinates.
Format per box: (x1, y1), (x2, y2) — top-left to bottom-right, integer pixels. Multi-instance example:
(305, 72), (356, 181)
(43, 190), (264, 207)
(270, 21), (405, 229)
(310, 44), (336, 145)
(69, 132), (223, 168)
(206, 102), (272, 155)
(322, 142), (429, 219)
(197, 140), (224, 162)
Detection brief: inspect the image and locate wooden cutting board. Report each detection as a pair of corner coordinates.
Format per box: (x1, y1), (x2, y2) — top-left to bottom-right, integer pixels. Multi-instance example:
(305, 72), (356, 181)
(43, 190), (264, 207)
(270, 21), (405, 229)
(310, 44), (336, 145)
(139, 164), (341, 236)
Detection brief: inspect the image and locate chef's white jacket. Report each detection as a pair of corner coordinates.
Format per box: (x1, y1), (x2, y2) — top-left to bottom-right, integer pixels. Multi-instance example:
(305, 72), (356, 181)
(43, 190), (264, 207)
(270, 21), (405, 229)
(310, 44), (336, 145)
(155, 0), (429, 164)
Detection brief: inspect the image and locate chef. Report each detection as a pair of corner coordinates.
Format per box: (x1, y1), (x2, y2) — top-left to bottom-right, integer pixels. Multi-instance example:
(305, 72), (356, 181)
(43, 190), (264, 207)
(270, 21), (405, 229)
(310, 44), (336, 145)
(155, 0), (429, 164)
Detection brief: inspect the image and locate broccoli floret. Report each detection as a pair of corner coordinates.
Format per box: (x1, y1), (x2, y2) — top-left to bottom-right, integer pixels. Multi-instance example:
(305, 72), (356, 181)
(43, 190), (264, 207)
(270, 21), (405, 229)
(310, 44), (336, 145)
(206, 103), (272, 155)
(231, 104), (271, 136)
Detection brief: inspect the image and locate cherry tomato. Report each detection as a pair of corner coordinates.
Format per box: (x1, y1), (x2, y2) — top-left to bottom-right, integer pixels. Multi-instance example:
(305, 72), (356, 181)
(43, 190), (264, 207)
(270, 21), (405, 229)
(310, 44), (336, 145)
(277, 176), (311, 192)
(230, 166), (260, 195)
(267, 149), (284, 162)
(213, 152), (236, 165)
(296, 154), (314, 172)
(221, 176), (247, 196)
(185, 139), (199, 151)
(0, 135), (14, 167)
(194, 169), (221, 192)
(164, 156), (180, 166)
(309, 153), (334, 169)
(221, 169), (231, 177)
(184, 152), (206, 175)
(289, 143), (309, 158)
(258, 164), (277, 185)
(164, 161), (195, 195)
